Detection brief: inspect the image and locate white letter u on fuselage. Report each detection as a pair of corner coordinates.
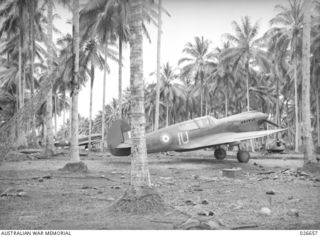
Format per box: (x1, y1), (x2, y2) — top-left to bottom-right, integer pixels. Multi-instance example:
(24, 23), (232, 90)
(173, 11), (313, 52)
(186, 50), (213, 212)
(178, 131), (189, 145)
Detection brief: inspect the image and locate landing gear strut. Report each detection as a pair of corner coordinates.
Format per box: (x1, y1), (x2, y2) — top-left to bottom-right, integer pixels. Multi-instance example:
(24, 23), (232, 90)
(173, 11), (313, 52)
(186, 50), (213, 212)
(237, 145), (250, 163)
(214, 147), (226, 160)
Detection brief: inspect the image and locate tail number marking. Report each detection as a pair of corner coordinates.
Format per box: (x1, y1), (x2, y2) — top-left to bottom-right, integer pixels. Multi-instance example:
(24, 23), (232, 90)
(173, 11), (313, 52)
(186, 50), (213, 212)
(178, 131), (189, 145)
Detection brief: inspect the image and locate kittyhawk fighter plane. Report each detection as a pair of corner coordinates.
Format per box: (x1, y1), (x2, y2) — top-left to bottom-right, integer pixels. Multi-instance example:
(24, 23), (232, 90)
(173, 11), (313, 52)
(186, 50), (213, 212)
(107, 111), (285, 163)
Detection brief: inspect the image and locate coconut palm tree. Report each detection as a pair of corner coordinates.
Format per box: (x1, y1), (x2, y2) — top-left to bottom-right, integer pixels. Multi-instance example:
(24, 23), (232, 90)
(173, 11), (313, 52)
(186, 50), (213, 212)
(263, 29), (291, 134)
(80, 0), (118, 151)
(214, 42), (235, 117)
(221, 16), (270, 112)
(179, 36), (216, 116)
(127, 0), (150, 187)
(155, 0), (162, 130)
(268, 0), (304, 152)
(69, 0), (81, 162)
(159, 62), (186, 127)
(311, 1), (320, 147)
(45, 0), (55, 155)
(301, 0), (316, 167)
(82, 39), (104, 150)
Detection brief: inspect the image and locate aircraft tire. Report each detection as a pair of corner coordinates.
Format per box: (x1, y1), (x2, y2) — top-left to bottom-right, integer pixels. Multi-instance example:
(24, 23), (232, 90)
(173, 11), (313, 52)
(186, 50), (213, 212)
(214, 148), (226, 160)
(237, 151), (250, 163)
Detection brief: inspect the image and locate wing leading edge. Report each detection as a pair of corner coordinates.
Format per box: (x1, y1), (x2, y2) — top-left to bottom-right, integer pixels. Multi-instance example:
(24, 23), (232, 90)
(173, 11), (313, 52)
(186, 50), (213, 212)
(177, 128), (286, 150)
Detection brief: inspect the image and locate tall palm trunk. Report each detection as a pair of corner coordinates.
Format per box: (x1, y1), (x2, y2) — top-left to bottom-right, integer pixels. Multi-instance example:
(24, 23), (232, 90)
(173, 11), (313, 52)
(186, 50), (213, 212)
(88, 63), (94, 151)
(246, 59), (254, 152)
(62, 91), (66, 138)
(185, 95), (189, 120)
(205, 92), (208, 115)
(225, 76), (229, 117)
(45, 0), (54, 154)
(129, 0), (151, 187)
(301, 0), (316, 166)
(101, 43), (108, 152)
(54, 95), (58, 135)
(154, 0), (162, 131)
(22, 65), (25, 108)
(18, 6), (23, 110)
(294, 48), (299, 152)
(118, 37), (123, 119)
(312, 56), (320, 147)
(29, 0), (36, 146)
(317, 86), (320, 147)
(200, 79), (203, 117)
(245, 60), (250, 111)
(166, 101), (169, 127)
(273, 59), (280, 139)
(70, 0), (80, 162)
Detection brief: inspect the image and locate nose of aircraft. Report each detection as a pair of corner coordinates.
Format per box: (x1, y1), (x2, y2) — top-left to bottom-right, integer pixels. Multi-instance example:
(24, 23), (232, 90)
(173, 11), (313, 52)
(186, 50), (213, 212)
(260, 112), (269, 120)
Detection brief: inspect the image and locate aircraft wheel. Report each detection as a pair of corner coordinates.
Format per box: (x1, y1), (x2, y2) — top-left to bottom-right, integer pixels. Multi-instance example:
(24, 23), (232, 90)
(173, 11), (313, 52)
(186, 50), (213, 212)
(237, 151), (250, 163)
(214, 148), (226, 160)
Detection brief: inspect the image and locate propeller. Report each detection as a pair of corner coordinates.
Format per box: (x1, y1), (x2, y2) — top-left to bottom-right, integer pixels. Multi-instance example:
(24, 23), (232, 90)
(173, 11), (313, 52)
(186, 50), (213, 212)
(264, 119), (279, 128)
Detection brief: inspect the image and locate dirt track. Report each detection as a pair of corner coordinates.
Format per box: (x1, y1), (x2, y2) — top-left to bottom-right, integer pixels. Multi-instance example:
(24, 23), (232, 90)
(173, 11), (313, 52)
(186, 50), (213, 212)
(0, 150), (319, 230)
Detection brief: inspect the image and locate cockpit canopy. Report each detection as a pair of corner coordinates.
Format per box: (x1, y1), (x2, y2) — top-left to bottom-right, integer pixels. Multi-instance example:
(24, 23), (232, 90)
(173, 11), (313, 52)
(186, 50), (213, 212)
(178, 116), (217, 131)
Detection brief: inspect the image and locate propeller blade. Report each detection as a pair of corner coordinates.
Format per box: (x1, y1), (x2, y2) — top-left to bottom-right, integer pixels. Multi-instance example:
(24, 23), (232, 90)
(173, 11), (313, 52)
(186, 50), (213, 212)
(264, 120), (279, 127)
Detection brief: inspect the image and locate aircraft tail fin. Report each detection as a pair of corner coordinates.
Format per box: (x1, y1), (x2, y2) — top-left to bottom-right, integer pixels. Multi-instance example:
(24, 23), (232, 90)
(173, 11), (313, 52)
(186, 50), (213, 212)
(107, 119), (131, 156)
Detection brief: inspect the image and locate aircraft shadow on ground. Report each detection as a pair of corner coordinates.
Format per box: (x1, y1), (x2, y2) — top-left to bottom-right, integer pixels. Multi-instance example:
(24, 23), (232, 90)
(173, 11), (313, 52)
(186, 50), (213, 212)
(156, 157), (240, 165)
(107, 155), (242, 167)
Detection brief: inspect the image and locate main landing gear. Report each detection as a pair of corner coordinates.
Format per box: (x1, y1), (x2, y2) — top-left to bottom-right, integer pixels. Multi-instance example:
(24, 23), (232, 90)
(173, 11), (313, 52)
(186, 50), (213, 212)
(236, 145), (250, 163)
(214, 146), (250, 163)
(214, 147), (226, 160)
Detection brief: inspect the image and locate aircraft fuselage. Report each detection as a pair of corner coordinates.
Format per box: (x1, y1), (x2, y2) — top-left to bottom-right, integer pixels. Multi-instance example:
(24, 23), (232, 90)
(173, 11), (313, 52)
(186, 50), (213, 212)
(145, 111), (269, 153)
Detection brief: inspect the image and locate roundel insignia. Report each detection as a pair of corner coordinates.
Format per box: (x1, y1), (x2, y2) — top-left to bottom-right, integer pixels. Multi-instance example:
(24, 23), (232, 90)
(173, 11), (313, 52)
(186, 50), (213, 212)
(161, 134), (170, 143)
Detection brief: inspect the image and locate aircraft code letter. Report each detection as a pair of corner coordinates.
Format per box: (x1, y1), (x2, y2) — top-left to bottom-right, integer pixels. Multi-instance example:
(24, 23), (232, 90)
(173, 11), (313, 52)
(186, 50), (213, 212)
(178, 131), (189, 145)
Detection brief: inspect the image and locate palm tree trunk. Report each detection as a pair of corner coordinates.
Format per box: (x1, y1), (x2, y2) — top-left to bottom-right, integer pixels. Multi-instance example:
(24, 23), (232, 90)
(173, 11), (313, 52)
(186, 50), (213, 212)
(186, 96), (189, 120)
(88, 63), (94, 151)
(155, 0), (162, 131)
(54, 95), (57, 136)
(317, 87), (320, 147)
(200, 80), (203, 116)
(29, 0), (36, 147)
(245, 60), (250, 111)
(166, 101), (169, 127)
(274, 62), (280, 139)
(101, 43), (108, 152)
(129, 0), (151, 187)
(63, 91), (66, 138)
(205, 94), (208, 115)
(18, 6), (23, 110)
(118, 38), (123, 119)
(45, 0), (54, 154)
(70, 0), (80, 162)
(246, 59), (254, 152)
(225, 76), (228, 117)
(294, 52), (299, 152)
(301, 0), (316, 166)
(313, 57), (320, 147)
(22, 65), (25, 108)
(69, 104), (72, 138)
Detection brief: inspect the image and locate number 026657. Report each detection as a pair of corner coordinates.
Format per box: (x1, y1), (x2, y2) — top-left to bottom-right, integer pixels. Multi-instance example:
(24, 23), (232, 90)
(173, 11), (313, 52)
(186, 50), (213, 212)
(300, 231), (318, 236)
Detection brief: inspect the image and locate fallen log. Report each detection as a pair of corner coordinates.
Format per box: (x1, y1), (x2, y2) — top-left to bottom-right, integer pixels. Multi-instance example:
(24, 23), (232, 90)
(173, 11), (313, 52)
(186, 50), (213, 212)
(18, 149), (42, 154)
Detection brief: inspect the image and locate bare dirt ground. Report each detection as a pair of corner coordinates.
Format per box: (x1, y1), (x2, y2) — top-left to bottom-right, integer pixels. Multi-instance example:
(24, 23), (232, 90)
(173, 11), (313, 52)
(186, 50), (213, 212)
(0, 150), (320, 230)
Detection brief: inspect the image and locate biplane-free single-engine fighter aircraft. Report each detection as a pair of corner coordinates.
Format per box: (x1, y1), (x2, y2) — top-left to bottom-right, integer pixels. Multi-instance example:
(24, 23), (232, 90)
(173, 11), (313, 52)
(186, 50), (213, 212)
(107, 111), (286, 163)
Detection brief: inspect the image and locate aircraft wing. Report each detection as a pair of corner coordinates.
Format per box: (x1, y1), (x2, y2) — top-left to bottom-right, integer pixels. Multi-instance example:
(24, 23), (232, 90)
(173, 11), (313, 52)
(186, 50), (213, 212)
(178, 128), (286, 150)
(116, 142), (131, 148)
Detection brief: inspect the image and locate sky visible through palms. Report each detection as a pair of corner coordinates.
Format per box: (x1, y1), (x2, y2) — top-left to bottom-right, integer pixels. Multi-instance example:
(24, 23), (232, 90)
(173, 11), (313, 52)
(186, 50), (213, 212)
(53, 0), (284, 127)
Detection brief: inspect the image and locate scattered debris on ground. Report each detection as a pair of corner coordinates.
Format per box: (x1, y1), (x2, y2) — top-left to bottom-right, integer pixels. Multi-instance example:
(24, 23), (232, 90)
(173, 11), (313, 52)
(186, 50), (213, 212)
(0, 150), (319, 229)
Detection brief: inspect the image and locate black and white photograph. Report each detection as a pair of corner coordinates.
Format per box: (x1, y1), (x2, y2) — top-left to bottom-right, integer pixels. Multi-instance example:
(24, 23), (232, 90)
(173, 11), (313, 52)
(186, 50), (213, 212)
(0, 0), (320, 233)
